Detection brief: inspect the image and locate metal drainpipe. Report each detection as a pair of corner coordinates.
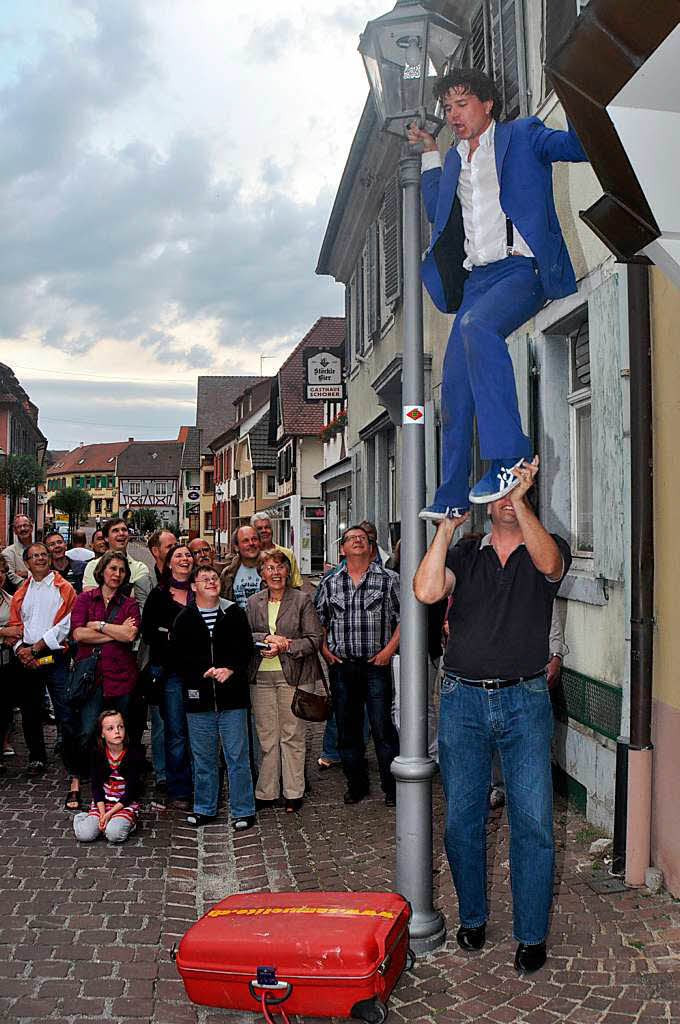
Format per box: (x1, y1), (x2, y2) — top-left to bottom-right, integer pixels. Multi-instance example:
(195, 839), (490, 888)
(623, 263), (654, 887)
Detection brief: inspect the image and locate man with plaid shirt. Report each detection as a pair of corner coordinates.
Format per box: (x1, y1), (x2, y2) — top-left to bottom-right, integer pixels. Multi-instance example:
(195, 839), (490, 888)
(314, 525), (400, 806)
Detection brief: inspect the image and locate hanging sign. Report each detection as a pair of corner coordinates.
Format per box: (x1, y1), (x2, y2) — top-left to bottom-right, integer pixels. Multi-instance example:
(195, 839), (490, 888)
(304, 346), (345, 401)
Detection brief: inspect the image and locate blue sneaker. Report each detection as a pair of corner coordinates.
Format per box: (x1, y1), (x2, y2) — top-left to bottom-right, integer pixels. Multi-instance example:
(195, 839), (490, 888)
(469, 459), (524, 504)
(419, 504), (469, 522)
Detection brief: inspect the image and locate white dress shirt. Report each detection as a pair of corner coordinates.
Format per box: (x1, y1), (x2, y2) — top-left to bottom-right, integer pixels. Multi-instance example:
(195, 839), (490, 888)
(422, 120), (533, 269)
(16, 572), (71, 651)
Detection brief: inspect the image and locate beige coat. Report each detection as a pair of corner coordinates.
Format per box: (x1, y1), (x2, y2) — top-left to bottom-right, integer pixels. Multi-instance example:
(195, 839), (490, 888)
(246, 587), (323, 687)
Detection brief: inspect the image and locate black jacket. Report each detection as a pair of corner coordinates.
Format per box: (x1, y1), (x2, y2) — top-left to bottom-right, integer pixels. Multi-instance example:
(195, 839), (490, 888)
(141, 585), (188, 666)
(90, 743), (145, 806)
(171, 599), (254, 713)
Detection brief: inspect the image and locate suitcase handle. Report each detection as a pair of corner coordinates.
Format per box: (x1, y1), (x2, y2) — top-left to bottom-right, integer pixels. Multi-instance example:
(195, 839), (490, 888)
(248, 980), (293, 1005)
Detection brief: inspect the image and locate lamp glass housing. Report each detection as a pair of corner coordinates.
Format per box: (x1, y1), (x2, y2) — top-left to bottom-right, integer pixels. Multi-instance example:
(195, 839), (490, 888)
(359, 1), (467, 139)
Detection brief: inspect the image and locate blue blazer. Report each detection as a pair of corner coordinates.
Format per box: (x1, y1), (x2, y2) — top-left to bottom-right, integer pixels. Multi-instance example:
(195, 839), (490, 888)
(421, 117), (588, 313)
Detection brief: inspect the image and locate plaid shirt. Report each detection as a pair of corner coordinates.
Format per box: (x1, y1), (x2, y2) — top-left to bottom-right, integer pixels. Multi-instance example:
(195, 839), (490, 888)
(314, 561), (400, 659)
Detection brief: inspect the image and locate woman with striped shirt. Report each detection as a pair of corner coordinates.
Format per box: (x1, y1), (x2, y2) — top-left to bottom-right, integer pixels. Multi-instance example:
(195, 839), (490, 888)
(73, 710), (144, 843)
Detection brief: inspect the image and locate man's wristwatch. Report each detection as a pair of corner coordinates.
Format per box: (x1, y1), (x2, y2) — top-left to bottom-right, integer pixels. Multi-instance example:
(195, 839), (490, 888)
(30, 646), (40, 658)
(549, 653), (562, 661)
(98, 621), (106, 633)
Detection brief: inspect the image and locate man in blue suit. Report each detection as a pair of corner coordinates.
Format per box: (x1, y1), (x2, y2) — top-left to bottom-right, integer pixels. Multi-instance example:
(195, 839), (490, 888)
(408, 69), (588, 520)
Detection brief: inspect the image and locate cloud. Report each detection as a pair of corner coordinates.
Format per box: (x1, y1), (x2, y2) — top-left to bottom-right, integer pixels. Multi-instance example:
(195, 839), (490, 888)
(0, 2), (343, 370)
(246, 18), (293, 62)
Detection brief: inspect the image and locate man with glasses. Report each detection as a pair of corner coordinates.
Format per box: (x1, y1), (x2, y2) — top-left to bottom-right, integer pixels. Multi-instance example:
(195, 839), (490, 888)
(8, 542), (77, 775)
(314, 525), (400, 807)
(188, 538), (214, 568)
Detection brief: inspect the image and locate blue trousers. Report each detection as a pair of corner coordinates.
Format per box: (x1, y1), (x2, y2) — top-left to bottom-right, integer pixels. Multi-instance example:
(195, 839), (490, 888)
(330, 661), (398, 799)
(159, 672), (192, 801)
(434, 255), (546, 509)
(186, 708), (255, 819)
(439, 672), (554, 945)
(321, 709), (370, 762)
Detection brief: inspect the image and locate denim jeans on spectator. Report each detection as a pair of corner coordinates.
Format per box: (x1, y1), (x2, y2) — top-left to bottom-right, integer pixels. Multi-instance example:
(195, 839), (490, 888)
(150, 704), (166, 784)
(329, 660), (398, 799)
(17, 655), (73, 767)
(159, 671), (192, 800)
(438, 672), (554, 945)
(321, 709), (370, 762)
(186, 708), (255, 819)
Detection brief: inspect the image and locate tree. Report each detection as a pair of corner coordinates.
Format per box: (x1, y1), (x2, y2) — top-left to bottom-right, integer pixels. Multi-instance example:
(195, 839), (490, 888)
(51, 487), (92, 544)
(128, 508), (162, 535)
(0, 454), (45, 523)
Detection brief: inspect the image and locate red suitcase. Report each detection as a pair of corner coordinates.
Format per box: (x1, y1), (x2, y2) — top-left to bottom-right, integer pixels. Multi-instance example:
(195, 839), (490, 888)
(175, 890), (413, 1023)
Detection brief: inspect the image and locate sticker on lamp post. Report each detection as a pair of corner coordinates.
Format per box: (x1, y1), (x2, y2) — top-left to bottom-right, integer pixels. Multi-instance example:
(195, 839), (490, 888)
(403, 405), (425, 425)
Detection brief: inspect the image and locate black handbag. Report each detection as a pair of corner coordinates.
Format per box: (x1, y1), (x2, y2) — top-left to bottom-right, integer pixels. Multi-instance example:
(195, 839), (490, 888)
(291, 672), (331, 723)
(67, 601), (121, 710)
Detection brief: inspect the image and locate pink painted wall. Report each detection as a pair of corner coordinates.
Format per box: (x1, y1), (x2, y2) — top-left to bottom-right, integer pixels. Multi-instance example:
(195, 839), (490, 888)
(651, 699), (680, 897)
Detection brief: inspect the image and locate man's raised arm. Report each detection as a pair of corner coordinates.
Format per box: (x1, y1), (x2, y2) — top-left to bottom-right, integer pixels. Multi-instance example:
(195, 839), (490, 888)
(413, 513), (468, 604)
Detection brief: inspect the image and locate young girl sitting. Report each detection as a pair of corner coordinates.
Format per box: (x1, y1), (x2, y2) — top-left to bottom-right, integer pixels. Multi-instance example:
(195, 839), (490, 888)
(73, 710), (144, 844)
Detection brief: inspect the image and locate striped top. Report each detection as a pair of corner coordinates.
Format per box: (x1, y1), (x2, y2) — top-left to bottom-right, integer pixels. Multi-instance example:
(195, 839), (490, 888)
(198, 606), (219, 636)
(88, 747), (139, 822)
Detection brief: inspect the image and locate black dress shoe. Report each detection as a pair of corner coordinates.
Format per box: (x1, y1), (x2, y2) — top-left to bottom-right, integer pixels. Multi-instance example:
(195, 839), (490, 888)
(456, 923), (486, 951)
(343, 789), (368, 805)
(514, 941), (546, 975)
(384, 793), (396, 807)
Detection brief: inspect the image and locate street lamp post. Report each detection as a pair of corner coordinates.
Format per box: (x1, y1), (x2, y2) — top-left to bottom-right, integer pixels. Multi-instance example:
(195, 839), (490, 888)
(358, 0), (467, 953)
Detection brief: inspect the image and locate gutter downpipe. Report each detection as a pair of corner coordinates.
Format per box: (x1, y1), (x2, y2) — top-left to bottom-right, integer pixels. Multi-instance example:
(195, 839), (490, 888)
(624, 263), (654, 887)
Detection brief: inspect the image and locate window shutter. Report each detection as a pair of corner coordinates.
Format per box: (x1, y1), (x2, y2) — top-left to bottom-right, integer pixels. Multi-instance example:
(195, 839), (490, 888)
(508, 333), (533, 438)
(545, 0), (578, 63)
(344, 282), (352, 369)
(367, 224), (380, 340)
(589, 274), (625, 582)
(351, 448), (363, 522)
(382, 175), (402, 308)
(356, 255), (365, 357)
(488, 0), (527, 120)
(470, 3), (490, 73)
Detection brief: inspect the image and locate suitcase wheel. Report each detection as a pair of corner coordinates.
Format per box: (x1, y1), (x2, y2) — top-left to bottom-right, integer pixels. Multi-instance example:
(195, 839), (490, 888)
(406, 948), (416, 970)
(350, 996), (389, 1024)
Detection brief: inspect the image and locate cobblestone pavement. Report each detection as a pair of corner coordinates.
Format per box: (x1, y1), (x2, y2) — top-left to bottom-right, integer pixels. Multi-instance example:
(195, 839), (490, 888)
(1, 721), (679, 1024)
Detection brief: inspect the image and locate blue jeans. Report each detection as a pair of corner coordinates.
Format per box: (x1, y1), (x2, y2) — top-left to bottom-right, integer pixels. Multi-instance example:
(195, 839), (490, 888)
(435, 256), (546, 508)
(439, 672), (554, 945)
(186, 708), (255, 819)
(159, 671), (192, 800)
(72, 690), (131, 778)
(17, 655), (72, 766)
(150, 704), (166, 784)
(330, 661), (398, 798)
(321, 709), (370, 762)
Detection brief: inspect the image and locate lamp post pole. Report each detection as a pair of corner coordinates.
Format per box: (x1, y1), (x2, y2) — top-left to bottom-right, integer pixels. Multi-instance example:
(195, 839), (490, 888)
(392, 149), (446, 952)
(356, 0), (466, 954)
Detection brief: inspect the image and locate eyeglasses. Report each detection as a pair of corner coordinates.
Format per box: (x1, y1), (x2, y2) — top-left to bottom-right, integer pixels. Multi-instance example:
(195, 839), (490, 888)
(193, 547), (211, 554)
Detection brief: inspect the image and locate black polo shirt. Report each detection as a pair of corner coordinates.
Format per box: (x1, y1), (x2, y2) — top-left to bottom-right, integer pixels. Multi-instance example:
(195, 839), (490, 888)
(443, 533), (571, 680)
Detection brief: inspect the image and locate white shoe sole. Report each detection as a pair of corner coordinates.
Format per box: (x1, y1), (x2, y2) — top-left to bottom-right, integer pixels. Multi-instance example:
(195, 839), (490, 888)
(419, 507), (468, 521)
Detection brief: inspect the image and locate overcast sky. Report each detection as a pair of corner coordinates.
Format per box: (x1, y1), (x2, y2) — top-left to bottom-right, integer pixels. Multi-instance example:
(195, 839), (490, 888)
(0, 0), (386, 450)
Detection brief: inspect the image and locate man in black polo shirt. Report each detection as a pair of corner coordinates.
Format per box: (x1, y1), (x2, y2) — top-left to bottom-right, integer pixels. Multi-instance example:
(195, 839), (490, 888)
(414, 457), (570, 976)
